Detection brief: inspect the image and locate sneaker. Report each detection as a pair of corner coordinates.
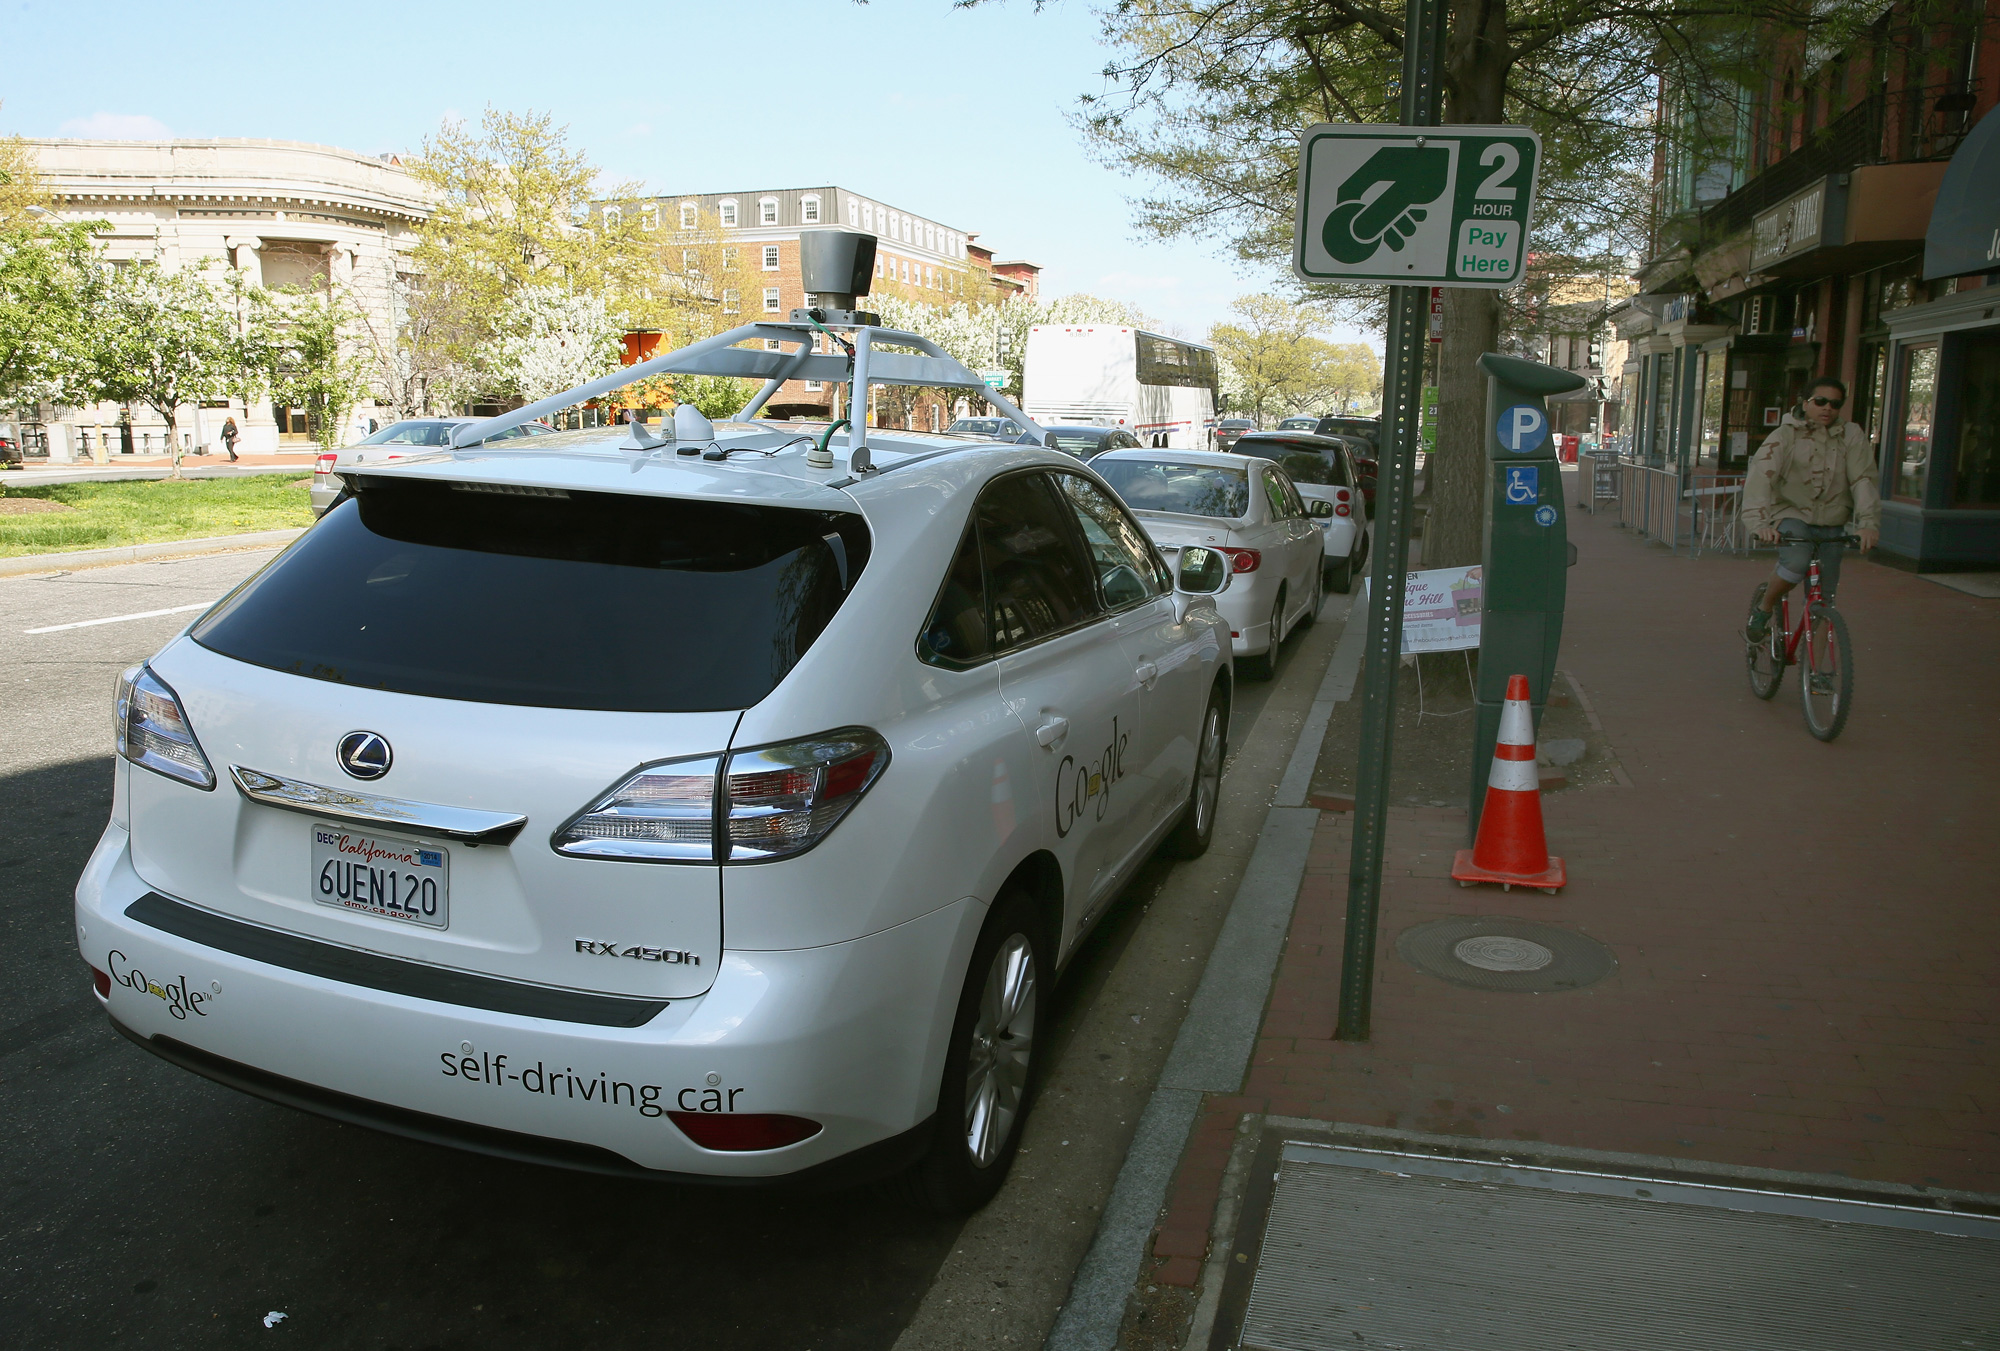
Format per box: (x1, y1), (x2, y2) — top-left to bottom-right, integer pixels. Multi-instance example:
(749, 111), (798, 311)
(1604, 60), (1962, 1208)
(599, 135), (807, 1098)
(1744, 608), (1771, 644)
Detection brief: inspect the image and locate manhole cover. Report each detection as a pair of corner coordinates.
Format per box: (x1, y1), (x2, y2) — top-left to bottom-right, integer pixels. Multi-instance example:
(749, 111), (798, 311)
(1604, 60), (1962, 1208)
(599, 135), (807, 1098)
(1399, 917), (1615, 992)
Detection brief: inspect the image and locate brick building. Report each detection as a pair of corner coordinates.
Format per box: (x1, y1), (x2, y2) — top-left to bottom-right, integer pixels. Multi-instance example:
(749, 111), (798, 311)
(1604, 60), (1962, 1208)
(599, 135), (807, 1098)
(607, 185), (1039, 423)
(1621, 0), (2000, 568)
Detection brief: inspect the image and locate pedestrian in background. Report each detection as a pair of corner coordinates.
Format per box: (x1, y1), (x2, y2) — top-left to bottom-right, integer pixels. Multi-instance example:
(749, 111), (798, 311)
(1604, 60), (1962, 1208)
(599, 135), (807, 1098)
(221, 417), (240, 462)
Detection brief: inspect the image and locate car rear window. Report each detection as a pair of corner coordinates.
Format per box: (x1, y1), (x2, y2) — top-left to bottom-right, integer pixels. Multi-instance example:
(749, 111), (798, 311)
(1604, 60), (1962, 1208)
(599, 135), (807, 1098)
(192, 476), (869, 712)
(1096, 458), (1250, 519)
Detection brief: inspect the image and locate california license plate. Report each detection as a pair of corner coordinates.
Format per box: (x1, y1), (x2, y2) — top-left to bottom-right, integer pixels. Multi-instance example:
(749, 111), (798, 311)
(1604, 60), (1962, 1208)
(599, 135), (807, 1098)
(311, 823), (450, 929)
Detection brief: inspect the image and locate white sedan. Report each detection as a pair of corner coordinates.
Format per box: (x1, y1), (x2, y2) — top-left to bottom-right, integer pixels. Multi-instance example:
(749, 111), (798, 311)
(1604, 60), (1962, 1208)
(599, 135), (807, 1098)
(1230, 432), (1372, 593)
(1093, 447), (1327, 679)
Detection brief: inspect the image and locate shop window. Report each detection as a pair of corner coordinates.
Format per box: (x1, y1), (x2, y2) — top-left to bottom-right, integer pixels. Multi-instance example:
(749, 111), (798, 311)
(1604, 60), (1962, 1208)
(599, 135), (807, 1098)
(1951, 336), (2000, 507)
(1854, 342), (1889, 445)
(1699, 352), (1725, 467)
(1892, 343), (1939, 503)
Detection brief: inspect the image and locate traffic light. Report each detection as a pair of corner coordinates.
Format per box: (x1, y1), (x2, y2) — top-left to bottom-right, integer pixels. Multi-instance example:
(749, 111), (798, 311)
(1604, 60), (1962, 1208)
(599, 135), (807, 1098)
(1586, 334), (1603, 371)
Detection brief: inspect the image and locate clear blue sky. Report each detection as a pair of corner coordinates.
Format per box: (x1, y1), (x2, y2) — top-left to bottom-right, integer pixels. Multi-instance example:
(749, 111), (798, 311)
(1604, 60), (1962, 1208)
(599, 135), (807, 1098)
(0, 0), (1372, 348)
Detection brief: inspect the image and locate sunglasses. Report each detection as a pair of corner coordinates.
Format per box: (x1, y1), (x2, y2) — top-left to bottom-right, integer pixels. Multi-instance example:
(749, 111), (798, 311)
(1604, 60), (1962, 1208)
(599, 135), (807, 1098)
(1808, 395), (1844, 408)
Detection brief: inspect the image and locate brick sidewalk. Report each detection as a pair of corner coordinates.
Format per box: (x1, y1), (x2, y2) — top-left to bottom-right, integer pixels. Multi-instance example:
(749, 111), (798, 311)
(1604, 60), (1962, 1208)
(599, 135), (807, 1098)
(1149, 504), (2000, 1288)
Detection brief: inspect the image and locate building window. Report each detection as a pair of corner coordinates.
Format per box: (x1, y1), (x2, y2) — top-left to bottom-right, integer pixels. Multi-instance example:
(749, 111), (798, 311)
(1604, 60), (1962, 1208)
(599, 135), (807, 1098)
(845, 197), (858, 225)
(720, 200), (738, 227)
(680, 201), (697, 229)
(875, 257), (884, 278)
(805, 380), (824, 392)
(640, 205), (659, 231)
(1892, 342), (1939, 503)
(801, 195), (821, 223)
(762, 244), (780, 271)
(602, 206), (622, 229)
(759, 197), (778, 225)
(722, 289), (740, 313)
(764, 287), (781, 313)
(682, 248), (699, 273)
(722, 246), (738, 270)
(1952, 335), (2000, 507)
(903, 260), (911, 283)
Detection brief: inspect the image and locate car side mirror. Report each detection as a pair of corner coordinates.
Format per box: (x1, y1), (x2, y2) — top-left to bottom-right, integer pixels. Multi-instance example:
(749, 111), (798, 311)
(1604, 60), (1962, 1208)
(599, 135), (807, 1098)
(1308, 498), (1336, 518)
(1175, 545), (1229, 596)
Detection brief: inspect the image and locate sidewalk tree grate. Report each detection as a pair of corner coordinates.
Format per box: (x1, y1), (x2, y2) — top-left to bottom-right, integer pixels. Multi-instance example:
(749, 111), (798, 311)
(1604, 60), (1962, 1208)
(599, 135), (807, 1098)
(1228, 1142), (2000, 1351)
(1396, 916), (1615, 992)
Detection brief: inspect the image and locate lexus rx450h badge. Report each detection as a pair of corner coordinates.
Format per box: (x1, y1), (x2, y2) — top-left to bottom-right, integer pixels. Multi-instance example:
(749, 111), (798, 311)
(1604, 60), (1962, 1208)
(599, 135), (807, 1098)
(337, 731), (392, 781)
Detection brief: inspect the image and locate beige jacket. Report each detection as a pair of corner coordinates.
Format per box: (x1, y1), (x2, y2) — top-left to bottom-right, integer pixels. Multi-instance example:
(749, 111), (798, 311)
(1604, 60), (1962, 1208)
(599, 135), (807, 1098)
(1740, 412), (1881, 534)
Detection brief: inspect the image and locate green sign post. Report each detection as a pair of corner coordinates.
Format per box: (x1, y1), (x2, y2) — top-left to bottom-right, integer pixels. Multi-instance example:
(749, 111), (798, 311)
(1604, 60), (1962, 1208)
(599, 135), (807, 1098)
(1293, 125), (1541, 288)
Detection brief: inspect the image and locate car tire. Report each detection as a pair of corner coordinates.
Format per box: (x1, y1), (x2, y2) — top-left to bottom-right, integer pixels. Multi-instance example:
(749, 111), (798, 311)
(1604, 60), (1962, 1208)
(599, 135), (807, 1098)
(903, 888), (1047, 1215)
(1243, 588), (1284, 681)
(1164, 683), (1228, 859)
(1325, 554), (1353, 594)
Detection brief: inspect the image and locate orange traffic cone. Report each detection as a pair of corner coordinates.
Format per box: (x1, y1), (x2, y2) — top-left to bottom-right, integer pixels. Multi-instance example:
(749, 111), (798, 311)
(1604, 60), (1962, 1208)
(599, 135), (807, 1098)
(1452, 673), (1566, 893)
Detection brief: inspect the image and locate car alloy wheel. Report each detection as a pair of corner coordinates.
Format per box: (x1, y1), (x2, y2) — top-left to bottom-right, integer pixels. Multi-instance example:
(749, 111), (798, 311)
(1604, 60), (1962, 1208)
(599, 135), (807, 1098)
(964, 934), (1037, 1167)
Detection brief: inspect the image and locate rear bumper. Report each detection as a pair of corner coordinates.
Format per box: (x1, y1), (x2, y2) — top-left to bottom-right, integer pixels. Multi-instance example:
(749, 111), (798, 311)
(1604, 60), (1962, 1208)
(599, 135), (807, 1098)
(76, 821), (979, 1179)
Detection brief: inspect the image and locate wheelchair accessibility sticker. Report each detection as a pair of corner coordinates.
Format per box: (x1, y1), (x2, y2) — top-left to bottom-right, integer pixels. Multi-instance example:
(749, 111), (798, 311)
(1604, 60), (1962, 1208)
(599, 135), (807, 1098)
(1498, 403), (1549, 454)
(1534, 503), (1558, 526)
(1505, 465), (1540, 504)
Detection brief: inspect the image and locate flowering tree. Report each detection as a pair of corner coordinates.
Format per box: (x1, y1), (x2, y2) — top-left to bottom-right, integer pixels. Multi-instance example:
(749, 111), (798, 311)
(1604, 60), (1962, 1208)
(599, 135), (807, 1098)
(249, 285), (376, 452)
(92, 264), (236, 478)
(481, 285), (622, 405)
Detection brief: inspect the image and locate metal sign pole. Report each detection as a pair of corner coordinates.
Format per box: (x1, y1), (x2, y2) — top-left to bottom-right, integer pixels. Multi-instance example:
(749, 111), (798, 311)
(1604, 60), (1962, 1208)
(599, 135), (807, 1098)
(1335, 0), (1446, 1042)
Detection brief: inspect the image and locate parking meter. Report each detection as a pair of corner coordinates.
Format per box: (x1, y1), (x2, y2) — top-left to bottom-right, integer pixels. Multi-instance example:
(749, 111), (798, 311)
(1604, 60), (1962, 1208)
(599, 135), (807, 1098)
(1468, 353), (1588, 840)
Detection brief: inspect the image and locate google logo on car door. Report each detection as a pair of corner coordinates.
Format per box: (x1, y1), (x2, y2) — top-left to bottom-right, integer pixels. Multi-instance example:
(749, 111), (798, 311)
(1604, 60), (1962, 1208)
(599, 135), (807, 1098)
(1497, 404), (1548, 454)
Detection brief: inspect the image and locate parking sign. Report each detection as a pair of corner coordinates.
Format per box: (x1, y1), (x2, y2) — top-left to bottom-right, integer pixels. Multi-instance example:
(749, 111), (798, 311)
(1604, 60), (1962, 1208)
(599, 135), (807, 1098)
(1497, 403), (1549, 454)
(1293, 124), (1541, 288)
(1504, 466), (1540, 505)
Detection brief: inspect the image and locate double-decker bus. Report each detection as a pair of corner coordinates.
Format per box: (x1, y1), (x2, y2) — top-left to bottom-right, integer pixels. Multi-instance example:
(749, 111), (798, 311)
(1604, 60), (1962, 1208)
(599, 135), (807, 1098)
(1022, 325), (1220, 449)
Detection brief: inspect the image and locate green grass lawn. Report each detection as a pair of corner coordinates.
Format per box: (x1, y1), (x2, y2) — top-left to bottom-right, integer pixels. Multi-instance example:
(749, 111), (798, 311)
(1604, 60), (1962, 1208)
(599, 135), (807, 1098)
(0, 475), (316, 558)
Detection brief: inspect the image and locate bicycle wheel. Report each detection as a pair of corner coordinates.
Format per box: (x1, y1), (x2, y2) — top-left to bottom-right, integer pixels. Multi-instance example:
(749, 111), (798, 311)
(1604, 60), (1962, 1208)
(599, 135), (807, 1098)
(1745, 583), (1783, 700)
(1799, 602), (1853, 741)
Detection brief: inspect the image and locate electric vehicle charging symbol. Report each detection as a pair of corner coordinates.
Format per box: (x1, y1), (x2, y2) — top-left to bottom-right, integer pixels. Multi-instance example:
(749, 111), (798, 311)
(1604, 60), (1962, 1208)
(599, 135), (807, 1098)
(1505, 466), (1540, 504)
(1497, 403), (1549, 454)
(1321, 147), (1451, 264)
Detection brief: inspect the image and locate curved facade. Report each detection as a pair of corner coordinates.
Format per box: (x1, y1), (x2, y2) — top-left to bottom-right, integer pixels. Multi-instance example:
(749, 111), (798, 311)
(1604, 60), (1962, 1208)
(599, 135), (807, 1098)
(23, 138), (432, 459)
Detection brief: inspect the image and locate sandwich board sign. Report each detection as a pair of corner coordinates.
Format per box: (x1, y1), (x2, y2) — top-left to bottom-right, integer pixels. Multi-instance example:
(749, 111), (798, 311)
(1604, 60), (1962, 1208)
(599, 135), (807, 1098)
(1292, 124), (1541, 288)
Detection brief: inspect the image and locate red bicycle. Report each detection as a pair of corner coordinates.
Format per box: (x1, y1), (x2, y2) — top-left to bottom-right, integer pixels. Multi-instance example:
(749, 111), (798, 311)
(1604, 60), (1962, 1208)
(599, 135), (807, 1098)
(1745, 535), (1856, 741)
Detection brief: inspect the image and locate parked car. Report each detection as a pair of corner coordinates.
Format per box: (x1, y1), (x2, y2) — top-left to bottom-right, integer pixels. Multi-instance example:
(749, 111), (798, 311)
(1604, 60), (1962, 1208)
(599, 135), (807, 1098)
(1231, 432), (1372, 592)
(945, 416), (1026, 441)
(1212, 418), (1257, 453)
(310, 418), (560, 514)
(81, 421), (1235, 1213)
(0, 433), (20, 467)
(1275, 416), (1319, 432)
(1041, 425), (1145, 460)
(1094, 447), (1326, 679)
(1312, 415), (1379, 450)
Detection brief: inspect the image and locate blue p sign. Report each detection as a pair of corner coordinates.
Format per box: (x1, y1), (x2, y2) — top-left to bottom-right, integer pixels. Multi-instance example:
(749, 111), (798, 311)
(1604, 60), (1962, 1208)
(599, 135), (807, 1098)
(1498, 403), (1548, 454)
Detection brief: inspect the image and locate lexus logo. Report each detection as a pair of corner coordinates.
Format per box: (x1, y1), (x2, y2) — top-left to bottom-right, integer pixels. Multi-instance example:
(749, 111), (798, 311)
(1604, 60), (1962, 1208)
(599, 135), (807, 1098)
(336, 731), (393, 781)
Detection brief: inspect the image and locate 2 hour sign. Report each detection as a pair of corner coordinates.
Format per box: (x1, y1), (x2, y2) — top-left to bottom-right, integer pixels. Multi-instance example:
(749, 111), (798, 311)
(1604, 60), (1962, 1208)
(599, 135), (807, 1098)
(1292, 124), (1541, 288)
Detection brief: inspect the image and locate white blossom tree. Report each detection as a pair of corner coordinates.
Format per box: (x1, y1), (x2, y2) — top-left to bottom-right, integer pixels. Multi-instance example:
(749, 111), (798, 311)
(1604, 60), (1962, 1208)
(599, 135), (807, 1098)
(92, 264), (237, 478)
(480, 285), (622, 405)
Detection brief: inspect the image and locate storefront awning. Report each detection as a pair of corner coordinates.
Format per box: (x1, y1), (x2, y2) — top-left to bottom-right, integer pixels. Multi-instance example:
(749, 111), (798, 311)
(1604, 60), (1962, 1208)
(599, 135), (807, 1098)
(1924, 104), (2000, 280)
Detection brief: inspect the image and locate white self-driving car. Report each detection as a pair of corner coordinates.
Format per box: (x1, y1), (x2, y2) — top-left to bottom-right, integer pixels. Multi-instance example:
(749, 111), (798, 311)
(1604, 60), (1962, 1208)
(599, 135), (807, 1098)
(77, 413), (1236, 1211)
(1093, 447), (1326, 679)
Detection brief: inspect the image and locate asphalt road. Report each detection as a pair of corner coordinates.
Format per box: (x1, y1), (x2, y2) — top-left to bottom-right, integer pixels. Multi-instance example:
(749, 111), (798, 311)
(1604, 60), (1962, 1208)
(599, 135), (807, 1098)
(0, 546), (1307, 1350)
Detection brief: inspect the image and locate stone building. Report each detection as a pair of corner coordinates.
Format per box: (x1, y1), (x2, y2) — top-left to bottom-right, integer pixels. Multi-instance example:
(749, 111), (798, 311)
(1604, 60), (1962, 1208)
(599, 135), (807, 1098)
(21, 138), (431, 460)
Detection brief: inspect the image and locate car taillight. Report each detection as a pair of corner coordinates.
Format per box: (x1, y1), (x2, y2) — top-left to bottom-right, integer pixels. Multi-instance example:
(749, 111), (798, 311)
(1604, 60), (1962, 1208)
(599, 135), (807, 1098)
(115, 665), (215, 790)
(669, 1112), (822, 1151)
(1224, 548), (1261, 573)
(552, 728), (889, 865)
(313, 453), (337, 475)
(1335, 501), (1352, 517)
(90, 966), (111, 999)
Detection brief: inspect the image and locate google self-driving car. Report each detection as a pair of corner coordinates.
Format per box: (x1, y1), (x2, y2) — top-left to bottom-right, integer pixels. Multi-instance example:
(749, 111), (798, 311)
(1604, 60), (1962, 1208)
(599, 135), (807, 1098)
(1093, 447), (1327, 679)
(77, 230), (1238, 1214)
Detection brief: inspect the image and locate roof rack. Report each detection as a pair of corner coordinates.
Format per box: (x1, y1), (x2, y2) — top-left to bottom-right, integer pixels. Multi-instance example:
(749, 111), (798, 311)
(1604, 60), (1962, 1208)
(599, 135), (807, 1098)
(446, 230), (1042, 476)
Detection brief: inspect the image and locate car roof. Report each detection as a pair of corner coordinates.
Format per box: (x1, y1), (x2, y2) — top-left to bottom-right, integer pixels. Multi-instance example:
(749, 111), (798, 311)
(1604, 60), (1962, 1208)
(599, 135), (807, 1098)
(344, 421), (1098, 517)
(1043, 424), (1114, 434)
(1235, 431), (1349, 453)
(1093, 447), (1273, 472)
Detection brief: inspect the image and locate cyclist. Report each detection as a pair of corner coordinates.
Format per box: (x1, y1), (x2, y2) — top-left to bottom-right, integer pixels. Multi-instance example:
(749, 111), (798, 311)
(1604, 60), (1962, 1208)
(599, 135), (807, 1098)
(1742, 376), (1879, 643)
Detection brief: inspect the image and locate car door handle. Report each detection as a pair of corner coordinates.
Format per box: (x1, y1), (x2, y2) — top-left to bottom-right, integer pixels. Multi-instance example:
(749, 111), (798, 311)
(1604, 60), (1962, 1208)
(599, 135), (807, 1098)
(1034, 716), (1070, 748)
(1134, 660), (1158, 688)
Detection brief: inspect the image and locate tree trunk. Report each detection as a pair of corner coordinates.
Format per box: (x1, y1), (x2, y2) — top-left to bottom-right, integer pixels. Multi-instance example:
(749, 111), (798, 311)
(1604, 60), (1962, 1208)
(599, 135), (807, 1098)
(1423, 287), (1501, 566)
(1420, 0), (1512, 568)
(164, 405), (183, 480)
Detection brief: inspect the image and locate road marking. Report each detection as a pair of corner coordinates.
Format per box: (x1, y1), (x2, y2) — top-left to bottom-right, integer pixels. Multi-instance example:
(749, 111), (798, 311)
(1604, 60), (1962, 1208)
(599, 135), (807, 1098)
(24, 601), (214, 634)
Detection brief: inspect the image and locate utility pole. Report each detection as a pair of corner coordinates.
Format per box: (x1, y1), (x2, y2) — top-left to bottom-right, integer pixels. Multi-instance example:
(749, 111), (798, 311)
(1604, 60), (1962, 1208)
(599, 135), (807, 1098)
(1334, 0), (1447, 1041)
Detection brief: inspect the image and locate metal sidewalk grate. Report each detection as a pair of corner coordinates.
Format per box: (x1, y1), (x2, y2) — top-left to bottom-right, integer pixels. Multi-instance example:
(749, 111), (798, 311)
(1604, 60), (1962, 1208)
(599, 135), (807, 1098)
(1236, 1143), (1999, 1350)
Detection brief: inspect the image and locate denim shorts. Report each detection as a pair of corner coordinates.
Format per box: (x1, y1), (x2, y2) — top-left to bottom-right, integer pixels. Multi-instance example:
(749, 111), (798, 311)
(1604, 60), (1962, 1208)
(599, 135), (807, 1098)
(1774, 520), (1849, 597)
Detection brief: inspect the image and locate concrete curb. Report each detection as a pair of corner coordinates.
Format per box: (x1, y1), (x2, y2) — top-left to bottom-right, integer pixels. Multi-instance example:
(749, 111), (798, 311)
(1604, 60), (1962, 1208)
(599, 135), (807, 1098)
(0, 528), (305, 577)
